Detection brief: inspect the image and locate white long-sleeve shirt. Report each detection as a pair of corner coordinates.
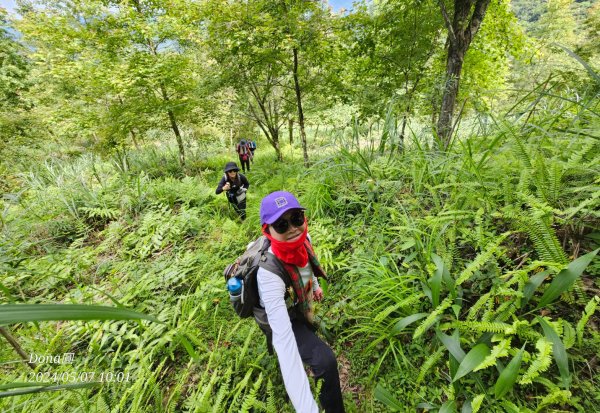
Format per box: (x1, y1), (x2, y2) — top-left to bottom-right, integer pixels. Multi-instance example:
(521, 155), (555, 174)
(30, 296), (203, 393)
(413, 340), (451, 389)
(256, 253), (320, 413)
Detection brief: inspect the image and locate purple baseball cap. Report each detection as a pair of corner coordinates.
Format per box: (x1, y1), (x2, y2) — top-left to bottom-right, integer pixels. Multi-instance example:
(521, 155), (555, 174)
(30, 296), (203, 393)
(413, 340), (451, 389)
(260, 191), (305, 225)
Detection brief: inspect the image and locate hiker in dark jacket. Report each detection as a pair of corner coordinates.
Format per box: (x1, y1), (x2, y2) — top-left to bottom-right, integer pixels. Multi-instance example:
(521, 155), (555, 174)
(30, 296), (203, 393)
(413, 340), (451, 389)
(256, 191), (345, 413)
(215, 162), (250, 220)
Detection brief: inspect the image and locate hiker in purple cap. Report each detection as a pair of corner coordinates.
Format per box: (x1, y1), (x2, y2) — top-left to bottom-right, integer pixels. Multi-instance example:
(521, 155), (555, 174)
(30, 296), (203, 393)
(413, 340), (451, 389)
(255, 191), (345, 413)
(215, 162), (249, 220)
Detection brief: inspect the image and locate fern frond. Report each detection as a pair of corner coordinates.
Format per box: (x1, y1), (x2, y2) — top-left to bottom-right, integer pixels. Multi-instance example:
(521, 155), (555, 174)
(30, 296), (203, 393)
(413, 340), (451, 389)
(492, 299), (520, 322)
(240, 372), (263, 413)
(471, 394), (485, 413)
(564, 187), (600, 219)
(209, 367), (232, 413)
(455, 232), (510, 286)
(453, 321), (512, 334)
(576, 296), (600, 346)
(511, 135), (533, 169)
(561, 320), (575, 350)
(265, 379), (277, 413)
(413, 297), (452, 339)
(416, 347), (444, 385)
(534, 389), (572, 413)
(506, 320), (542, 342)
(519, 338), (553, 384)
(474, 338), (512, 371)
(227, 368), (254, 412)
(510, 205), (568, 264)
(467, 292), (492, 321)
(566, 141), (597, 167)
(502, 260), (562, 281)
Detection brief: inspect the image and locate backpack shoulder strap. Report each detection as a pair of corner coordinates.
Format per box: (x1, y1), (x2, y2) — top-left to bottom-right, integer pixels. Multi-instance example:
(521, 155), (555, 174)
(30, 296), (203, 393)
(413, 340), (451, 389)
(257, 241), (291, 288)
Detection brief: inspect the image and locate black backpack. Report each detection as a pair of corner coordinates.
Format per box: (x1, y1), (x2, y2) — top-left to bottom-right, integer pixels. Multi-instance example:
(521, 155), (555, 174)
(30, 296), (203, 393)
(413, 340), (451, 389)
(223, 236), (290, 318)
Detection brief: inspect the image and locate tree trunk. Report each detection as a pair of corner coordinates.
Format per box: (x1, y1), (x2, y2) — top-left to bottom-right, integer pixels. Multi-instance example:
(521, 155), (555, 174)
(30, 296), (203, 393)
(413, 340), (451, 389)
(436, 0), (491, 148)
(130, 129), (140, 150)
(437, 49), (464, 144)
(399, 111), (408, 152)
(292, 48), (309, 167)
(288, 118), (294, 145)
(159, 83), (185, 167)
(247, 80), (283, 161)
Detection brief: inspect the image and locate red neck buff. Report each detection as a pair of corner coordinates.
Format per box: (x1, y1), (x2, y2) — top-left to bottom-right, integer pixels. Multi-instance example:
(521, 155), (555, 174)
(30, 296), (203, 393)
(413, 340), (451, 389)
(262, 222), (309, 267)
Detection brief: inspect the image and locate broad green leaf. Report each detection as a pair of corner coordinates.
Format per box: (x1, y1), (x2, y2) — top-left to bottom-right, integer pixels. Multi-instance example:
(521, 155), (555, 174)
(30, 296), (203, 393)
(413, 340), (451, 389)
(537, 317), (570, 388)
(0, 281), (15, 302)
(522, 270), (550, 307)
(0, 382), (45, 391)
(430, 253), (444, 307)
(0, 382), (100, 398)
(391, 313), (428, 335)
(437, 330), (466, 362)
(439, 400), (457, 413)
(374, 383), (403, 411)
(177, 333), (201, 362)
(453, 344), (491, 382)
(319, 278), (329, 296)
(537, 248), (599, 309)
(494, 344), (525, 398)
(0, 304), (159, 325)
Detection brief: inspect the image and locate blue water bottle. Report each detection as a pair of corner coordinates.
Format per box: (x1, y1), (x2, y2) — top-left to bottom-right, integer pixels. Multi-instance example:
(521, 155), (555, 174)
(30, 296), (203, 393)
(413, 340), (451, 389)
(227, 278), (243, 302)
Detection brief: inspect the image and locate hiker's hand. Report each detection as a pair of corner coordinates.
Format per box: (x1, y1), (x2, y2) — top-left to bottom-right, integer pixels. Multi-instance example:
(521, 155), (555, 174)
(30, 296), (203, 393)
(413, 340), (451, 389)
(223, 183), (231, 191)
(313, 287), (323, 302)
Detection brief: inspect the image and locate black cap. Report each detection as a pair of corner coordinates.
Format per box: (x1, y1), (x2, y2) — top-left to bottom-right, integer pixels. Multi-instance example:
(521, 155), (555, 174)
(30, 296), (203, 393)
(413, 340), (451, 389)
(224, 162), (239, 173)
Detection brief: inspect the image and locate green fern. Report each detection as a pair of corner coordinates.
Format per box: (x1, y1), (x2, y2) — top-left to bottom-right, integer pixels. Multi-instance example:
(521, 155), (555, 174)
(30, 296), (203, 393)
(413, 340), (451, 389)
(455, 232), (510, 286)
(265, 379), (277, 413)
(227, 368), (254, 412)
(416, 347), (444, 385)
(453, 321), (512, 335)
(561, 320), (576, 350)
(474, 338), (511, 371)
(519, 338), (553, 385)
(240, 372), (263, 413)
(209, 367), (233, 413)
(576, 296), (600, 346)
(413, 297), (452, 339)
(505, 204), (567, 264)
(467, 292), (492, 321)
(470, 394), (485, 413)
(534, 389), (572, 413)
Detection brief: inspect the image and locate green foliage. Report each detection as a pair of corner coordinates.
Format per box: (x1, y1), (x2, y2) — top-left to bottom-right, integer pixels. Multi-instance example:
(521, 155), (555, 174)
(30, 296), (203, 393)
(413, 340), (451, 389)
(1, 1), (600, 411)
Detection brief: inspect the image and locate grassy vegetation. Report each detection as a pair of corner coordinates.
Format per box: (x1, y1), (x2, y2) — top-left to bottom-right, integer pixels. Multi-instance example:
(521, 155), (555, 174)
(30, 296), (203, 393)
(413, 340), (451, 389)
(1, 87), (599, 412)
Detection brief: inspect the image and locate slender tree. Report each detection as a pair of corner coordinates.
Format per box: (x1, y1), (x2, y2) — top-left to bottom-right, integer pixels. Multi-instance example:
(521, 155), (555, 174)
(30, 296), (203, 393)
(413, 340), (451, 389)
(436, 0), (491, 147)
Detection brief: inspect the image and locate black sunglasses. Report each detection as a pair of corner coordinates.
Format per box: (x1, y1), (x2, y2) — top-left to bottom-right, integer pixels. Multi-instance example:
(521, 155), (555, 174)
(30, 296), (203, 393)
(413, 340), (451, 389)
(271, 210), (305, 234)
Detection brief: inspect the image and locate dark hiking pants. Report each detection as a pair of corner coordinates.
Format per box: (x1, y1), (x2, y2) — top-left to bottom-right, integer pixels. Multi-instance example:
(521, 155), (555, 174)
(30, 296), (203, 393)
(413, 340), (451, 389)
(238, 155), (250, 172)
(291, 319), (345, 413)
(231, 198), (246, 220)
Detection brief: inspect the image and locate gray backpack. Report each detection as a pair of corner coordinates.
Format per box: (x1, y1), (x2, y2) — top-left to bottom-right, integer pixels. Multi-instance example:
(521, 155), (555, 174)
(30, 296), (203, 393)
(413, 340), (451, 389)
(223, 236), (290, 318)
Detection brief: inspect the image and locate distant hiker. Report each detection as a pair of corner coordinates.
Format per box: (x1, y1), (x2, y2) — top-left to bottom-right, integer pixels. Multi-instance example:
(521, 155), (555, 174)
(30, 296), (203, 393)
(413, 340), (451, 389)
(215, 162), (249, 220)
(236, 139), (252, 172)
(248, 140), (257, 162)
(256, 191), (345, 413)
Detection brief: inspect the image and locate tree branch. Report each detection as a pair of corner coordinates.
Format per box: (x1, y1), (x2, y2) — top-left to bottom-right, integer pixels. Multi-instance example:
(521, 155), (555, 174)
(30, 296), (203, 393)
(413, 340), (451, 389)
(438, 0), (457, 47)
(467, 0), (491, 45)
(0, 327), (37, 370)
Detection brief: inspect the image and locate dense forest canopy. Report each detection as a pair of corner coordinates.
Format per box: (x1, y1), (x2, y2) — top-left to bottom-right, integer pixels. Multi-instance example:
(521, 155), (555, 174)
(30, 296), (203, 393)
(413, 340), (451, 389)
(1, 0), (599, 412)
